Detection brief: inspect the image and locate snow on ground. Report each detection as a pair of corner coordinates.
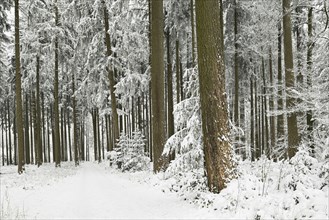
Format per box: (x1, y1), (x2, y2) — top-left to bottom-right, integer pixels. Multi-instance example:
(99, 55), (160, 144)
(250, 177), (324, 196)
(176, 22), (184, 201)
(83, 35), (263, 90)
(0, 154), (328, 220)
(0, 162), (219, 219)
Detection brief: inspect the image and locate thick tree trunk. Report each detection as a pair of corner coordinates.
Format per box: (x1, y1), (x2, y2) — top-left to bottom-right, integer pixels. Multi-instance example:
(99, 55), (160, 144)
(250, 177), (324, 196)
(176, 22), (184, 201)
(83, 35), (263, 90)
(151, 0), (166, 172)
(195, 0), (234, 193)
(283, 0), (299, 158)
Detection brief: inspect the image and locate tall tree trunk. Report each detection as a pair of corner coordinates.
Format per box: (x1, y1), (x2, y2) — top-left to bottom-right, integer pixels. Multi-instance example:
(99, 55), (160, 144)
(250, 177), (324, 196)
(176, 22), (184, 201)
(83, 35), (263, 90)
(1, 110), (5, 166)
(151, 0), (166, 172)
(42, 93), (47, 162)
(262, 56), (269, 156)
(7, 100), (12, 164)
(254, 78), (260, 159)
(92, 109), (97, 161)
(47, 107), (51, 162)
(166, 28), (175, 161)
(195, 0), (234, 193)
(24, 94), (30, 164)
(13, 100), (17, 165)
(30, 92), (34, 164)
(97, 108), (101, 163)
(190, 0), (195, 66)
(15, 0), (25, 173)
(233, 0), (240, 142)
(36, 55), (42, 166)
(306, 1), (314, 154)
(250, 77), (255, 161)
(5, 107), (9, 165)
(103, 2), (119, 147)
(283, 0), (299, 158)
(72, 70), (79, 166)
(277, 23), (284, 155)
(269, 48), (276, 153)
(295, 5), (303, 84)
(67, 103), (72, 161)
(176, 40), (181, 104)
(54, 0), (61, 167)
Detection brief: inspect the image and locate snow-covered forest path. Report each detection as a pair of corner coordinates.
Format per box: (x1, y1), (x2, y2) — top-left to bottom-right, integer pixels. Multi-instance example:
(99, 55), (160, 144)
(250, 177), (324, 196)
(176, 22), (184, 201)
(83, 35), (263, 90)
(1, 163), (214, 219)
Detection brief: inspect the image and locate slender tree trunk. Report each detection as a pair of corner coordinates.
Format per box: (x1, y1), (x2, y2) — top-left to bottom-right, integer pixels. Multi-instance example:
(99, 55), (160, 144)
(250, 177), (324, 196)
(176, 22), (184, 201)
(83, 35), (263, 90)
(97, 109), (101, 163)
(233, 0), (240, 142)
(42, 93), (47, 163)
(92, 109), (97, 161)
(190, 0), (195, 66)
(103, 2), (119, 147)
(250, 77), (255, 161)
(72, 70), (79, 166)
(195, 0), (234, 193)
(180, 62), (184, 100)
(13, 101), (17, 165)
(47, 107), (51, 162)
(30, 92), (34, 164)
(262, 56), (269, 156)
(60, 107), (64, 161)
(277, 23), (284, 153)
(15, 0), (25, 173)
(7, 100), (12, 164)
(269, 48), (276, 153)
(5, 108), (9, 165)
(255, 78), (260, 159)
(1, 110), (5, 166)
(24, 95), (30, 164)
(36, 55), (42, 166)
(283, 0), (299, 158)
(176, 40), (181, 104)
(296, 5), (303, 84)
(306, 1), (314, 154)
(54, 0), (61, 166)
(166, 28), (175, 161)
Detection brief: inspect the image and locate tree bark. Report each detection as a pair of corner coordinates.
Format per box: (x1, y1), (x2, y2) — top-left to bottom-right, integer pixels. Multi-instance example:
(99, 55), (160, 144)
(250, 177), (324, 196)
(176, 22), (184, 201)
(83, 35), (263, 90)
(36, 55), (42, 166)
(306, 1), (314, 154)
(151, 0), (166, 172)
(54, 0), (61, 166)
(166, 28), (175, 161)
(277, 23), (284, 150)
(195, 0), (234, 193)
(283, 0), (299, 158)
(103, 2), (119, 146)
(15, 0), (25, 173)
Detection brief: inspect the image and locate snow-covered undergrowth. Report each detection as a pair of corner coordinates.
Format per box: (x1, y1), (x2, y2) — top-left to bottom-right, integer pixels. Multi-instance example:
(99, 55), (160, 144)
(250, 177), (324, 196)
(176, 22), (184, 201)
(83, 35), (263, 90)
(149, 150), (328, 219)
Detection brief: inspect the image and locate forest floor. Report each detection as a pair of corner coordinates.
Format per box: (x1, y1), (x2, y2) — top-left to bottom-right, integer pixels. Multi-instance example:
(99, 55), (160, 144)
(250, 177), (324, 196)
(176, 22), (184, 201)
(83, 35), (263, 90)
(0, 153), (328, 220)
(0, 162), (218, 219)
